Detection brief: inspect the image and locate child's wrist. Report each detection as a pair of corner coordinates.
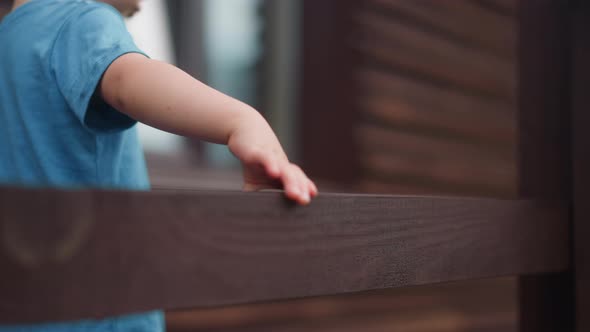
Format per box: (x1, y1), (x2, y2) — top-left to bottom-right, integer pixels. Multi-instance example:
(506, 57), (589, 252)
(227, 107), (286, 159)
(229, 106), (268, 138)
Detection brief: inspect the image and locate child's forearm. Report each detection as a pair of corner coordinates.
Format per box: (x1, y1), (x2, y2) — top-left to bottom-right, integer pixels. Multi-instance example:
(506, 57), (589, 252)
(100, 53), (263, 145)
(100, 53), (316, 204)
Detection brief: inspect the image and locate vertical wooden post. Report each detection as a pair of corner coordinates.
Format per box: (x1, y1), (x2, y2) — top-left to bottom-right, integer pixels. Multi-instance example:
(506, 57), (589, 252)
(300, 0), (360, 185)
(517, 0), (574, 331)
(571, 1), (590, 330)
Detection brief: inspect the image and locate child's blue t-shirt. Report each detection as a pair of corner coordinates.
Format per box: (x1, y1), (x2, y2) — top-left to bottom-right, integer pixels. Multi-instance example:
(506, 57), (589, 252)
(0, 0), (150, 190)
(0, 0), (163, 331)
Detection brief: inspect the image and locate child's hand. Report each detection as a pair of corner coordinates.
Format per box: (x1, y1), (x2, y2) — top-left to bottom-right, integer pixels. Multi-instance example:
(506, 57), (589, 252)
(228, 114), (318, 205)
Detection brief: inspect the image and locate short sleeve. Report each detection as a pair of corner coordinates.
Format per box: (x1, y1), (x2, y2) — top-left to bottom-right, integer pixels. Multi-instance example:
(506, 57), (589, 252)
(50, 4), (148, 133)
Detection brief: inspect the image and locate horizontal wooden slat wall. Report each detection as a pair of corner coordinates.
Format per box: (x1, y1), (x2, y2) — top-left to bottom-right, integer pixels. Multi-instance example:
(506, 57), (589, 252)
(354, 0), (517, 198)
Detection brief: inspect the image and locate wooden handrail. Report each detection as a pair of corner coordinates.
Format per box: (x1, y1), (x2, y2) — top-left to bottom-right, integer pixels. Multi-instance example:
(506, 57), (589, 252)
(0, 186), (568, 323)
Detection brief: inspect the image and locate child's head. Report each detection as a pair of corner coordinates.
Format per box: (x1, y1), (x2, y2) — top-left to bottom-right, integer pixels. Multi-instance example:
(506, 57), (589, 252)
(98, 0), (142, 17)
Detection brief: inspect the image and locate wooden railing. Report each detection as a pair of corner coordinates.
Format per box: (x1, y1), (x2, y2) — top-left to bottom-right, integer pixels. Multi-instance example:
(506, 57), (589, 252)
(0, 188), (568, 323)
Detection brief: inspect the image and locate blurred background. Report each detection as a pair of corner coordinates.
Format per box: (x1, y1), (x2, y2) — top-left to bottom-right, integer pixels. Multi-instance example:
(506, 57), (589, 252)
(1, 0), (519, 331)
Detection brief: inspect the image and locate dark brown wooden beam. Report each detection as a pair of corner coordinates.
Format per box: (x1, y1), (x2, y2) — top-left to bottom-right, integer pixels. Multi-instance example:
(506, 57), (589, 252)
(300, 0), (360, 185)
(571, 1), (590, 330)
(517, 0), (575, 330)
(0, 187), (567, 323)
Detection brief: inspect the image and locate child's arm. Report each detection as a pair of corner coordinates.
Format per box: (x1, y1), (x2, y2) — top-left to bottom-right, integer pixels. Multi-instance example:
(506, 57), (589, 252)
(100, 53), (317, 205)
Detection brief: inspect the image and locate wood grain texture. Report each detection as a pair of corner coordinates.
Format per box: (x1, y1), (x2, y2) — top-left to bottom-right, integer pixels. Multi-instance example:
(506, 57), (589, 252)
(351, 0), (518, 202)
(0, 187), (568, 323)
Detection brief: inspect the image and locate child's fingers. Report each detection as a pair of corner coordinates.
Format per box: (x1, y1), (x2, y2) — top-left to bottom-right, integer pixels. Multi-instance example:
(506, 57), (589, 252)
(279, 164), (312, 205)
(290, 164), (313, 204)
(296, 169), (317, 197)
(290, 164), (314, 193)
(308, 179), (319, 197)
(295, 167), (311, 200)
(281, 166), (303, 202)
(243, 182), (259, 192)
(243, 154), (314, 205)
